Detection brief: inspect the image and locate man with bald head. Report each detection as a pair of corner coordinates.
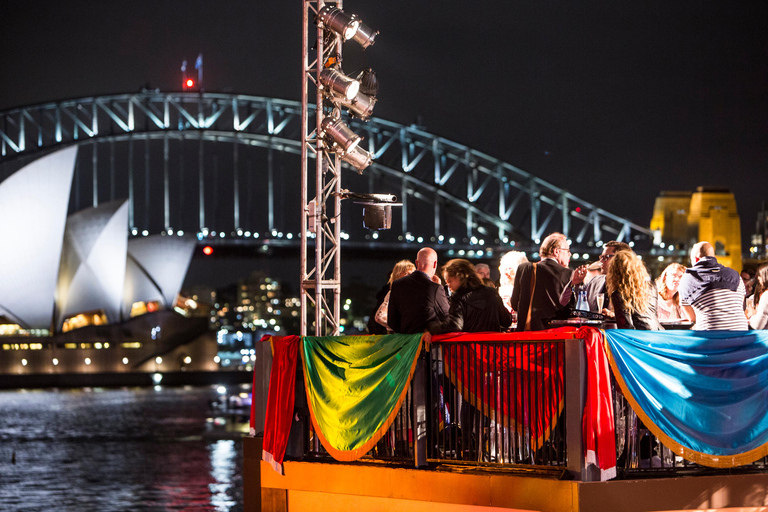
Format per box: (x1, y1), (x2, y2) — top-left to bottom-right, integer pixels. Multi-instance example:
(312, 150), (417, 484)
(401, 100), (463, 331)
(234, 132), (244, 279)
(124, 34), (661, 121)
(388, 247), (449, 333)
(678, 241), (747, 330)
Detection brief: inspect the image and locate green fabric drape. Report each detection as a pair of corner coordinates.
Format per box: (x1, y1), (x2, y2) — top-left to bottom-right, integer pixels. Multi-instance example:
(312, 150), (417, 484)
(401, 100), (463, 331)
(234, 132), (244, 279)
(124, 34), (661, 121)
(301, 333), (423, 461)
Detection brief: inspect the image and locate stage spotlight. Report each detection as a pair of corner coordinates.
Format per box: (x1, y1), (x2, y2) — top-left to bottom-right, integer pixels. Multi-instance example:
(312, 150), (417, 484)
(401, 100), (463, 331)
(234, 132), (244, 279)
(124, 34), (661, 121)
(321, 116), (361, 153)
(341, 145), (373, 173)
(348, 92), (377, 121)
(319, 69), (360, 101)
(316, 6), (378, 49)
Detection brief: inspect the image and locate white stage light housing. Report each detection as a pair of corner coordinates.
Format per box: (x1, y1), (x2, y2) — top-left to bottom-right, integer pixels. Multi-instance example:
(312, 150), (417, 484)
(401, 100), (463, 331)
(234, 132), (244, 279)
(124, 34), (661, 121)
(321, 116), (361, 154)
(351, 21), (378, 49)
(319, 69), (360, 101)
(316, 6), (378, 49)
(348, 92), (377, 121)
(341, 145), (373, 173)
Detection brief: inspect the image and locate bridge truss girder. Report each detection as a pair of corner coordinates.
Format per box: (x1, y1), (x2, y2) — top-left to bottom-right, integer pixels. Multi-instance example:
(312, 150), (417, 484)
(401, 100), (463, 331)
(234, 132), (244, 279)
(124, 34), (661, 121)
(0, 91), (652, 254)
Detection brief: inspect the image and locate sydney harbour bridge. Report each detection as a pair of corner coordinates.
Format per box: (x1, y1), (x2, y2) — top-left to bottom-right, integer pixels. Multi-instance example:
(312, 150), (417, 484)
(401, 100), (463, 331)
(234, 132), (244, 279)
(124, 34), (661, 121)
(0, 91), (652, 259)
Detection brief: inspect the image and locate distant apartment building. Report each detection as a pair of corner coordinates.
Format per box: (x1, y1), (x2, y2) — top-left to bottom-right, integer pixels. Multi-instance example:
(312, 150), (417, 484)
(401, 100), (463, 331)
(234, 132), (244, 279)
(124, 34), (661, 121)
(650, 187), (742, 271)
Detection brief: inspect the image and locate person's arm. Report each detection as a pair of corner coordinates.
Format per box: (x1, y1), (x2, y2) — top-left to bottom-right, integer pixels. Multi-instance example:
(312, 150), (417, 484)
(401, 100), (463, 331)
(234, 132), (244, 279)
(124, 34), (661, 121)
(434, 283), (450, 322)
(612, 292), (635, 329)
(682, 304), (696, 323)
(750, 293), (768, 330)
(495, 293), (514, 330)
(387, 286), (402, 333)
(559, 281), (576, 307)
(509, 265), (525, 313)
(429, 298), (464, 334)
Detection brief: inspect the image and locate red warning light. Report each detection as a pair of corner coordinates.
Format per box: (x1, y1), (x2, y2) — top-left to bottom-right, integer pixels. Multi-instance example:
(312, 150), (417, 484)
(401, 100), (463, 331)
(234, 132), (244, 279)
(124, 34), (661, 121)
(202, 245), (213, 255)
(185, 78), (195, 89)
(575, 207), (582, 213)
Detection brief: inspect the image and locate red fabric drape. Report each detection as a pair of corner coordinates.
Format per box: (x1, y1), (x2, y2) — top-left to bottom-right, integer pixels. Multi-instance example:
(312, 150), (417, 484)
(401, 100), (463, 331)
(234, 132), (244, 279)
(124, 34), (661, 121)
(437, 334), (565, 450)
(578, 326), (616, 480)
(434, 327), (616, 480)
(260, 335), (300, 475)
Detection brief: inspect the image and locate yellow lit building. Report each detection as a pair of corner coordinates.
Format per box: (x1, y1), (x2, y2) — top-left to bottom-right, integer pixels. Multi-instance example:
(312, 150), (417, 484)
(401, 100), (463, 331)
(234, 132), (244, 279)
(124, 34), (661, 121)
(650, 187), (742, 271)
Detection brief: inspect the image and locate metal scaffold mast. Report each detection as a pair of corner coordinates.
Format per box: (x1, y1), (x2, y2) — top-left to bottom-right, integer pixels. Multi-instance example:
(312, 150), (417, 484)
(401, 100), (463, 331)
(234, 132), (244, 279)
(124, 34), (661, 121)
(300, 1), (379, 335)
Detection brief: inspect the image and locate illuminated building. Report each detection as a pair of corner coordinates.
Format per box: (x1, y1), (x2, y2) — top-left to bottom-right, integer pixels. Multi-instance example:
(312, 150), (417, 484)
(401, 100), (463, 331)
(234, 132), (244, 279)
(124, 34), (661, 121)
(650, 187), (742, 271)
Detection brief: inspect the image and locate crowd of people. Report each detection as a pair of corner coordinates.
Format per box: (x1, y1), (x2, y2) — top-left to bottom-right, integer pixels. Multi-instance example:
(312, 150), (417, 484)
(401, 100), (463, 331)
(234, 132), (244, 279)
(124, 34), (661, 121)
(367, 233), (768, 335)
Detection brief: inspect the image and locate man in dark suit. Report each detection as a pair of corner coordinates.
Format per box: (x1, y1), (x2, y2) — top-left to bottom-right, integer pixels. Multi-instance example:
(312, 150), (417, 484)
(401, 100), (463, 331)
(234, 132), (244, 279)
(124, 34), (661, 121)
(510, 232), (574, 331)
(388, 247), (449, 334)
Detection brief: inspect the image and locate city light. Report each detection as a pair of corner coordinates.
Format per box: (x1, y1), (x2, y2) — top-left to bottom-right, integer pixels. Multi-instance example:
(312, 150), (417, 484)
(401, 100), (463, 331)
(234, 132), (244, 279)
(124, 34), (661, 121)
(52, 358), (58, 366)
(203, 246), (214, 256)
(85, 358), (91, 365)
(155, 356), (163, 364)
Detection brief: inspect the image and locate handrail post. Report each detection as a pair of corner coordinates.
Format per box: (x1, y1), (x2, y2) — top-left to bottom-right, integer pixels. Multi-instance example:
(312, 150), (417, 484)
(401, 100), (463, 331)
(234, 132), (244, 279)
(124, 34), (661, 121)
(565, 337), (592, 481)
(412, 351), (428, 468)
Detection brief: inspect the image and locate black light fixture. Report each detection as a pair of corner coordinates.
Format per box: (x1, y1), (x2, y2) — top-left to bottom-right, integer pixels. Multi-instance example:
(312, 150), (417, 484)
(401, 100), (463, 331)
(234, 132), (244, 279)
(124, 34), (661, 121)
(338, 191), (401, 230)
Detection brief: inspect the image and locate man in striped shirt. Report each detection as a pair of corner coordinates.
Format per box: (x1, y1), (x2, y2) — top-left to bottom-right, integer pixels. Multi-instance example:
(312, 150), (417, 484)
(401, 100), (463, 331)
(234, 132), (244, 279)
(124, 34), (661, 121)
(678, 241), (748, 330)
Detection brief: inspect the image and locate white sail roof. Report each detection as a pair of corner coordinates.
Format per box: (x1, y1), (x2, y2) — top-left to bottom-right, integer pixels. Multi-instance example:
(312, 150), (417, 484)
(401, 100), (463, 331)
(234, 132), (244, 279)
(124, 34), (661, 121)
(123, 235), (197, 317)
(56, 200), (130, 328)
(0, 147), (77, 329)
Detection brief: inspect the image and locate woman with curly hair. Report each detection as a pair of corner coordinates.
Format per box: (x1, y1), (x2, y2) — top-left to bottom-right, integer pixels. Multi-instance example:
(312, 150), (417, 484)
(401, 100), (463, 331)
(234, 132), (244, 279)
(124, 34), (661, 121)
(606, 250), (663, 330)
(655, 262), (686, 321)
(747, 262), (768, 330)
(429, 259), (513, 334)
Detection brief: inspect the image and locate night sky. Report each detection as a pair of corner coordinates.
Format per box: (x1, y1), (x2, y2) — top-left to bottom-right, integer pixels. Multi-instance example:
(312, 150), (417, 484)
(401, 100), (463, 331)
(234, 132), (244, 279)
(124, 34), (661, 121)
(2, 1), (767, 248)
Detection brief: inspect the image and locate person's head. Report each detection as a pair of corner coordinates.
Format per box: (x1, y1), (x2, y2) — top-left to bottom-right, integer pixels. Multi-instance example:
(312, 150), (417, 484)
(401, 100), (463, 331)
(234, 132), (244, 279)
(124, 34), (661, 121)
(656, 262), (686, 302)
(540, 232), (571, 267)
(754, 263), (768, 303)
(599, 241), (632, 274)
(742, 268), (756, 295)
(415, 247), (439, 277)
(499, 251), (528, 286)
(442, 258), (483, 293)
(388, 259), (416, 286)
(690, 241), (714, 265)
(475, 263), (491, 280)
(606, 250), (651, 313)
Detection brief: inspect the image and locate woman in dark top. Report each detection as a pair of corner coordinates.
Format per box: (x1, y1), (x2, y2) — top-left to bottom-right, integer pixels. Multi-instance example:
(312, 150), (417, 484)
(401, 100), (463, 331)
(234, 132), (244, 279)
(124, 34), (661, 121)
(606, 250), (663, 330)
(429, 259), (513, 334)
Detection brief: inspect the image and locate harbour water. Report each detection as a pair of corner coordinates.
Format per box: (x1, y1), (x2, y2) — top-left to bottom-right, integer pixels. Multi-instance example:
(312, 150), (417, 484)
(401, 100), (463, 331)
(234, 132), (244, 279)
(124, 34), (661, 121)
(0, 386), (245, 511)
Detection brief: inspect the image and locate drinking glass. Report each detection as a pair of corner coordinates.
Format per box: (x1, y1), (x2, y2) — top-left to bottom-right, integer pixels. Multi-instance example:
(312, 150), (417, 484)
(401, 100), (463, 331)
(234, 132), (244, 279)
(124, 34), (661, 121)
(596, 294), (605, 312)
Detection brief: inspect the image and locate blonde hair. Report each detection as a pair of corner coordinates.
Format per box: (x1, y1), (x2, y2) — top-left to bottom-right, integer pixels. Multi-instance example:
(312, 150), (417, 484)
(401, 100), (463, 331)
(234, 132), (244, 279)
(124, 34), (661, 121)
(655, 262), (686, 305)
(499, 251), (528, 286)
(388, 260), (416, 286)
(606, 250), (652, 314)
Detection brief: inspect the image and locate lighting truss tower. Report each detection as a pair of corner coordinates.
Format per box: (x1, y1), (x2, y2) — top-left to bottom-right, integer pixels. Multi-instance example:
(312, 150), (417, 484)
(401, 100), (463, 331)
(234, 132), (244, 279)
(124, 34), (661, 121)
(300, 1), (378, 335)
(301, 0), (339, 336)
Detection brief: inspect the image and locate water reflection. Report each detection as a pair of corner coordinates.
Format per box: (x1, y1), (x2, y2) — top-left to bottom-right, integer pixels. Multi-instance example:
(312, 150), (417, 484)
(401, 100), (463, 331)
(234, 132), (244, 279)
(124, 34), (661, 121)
(0, 386), (244, 511)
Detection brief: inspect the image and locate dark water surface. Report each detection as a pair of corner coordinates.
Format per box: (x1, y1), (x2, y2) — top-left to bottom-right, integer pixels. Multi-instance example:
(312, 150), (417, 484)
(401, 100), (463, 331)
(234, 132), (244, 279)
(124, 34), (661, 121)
(0, 386), (244, 511)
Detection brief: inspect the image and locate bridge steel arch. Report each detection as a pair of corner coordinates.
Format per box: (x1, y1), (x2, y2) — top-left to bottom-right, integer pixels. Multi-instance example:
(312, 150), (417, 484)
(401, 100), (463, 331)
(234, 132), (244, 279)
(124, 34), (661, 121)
(0, 91), (652, 252)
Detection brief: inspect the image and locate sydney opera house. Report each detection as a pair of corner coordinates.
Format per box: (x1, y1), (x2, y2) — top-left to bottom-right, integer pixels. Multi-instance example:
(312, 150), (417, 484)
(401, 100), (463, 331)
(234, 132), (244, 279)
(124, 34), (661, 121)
(0, 148), (219, 385)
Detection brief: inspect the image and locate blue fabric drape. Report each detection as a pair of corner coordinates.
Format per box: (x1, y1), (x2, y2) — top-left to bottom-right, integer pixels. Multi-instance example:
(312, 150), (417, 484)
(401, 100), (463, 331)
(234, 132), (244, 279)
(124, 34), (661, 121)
(605, 329), (768, 467)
